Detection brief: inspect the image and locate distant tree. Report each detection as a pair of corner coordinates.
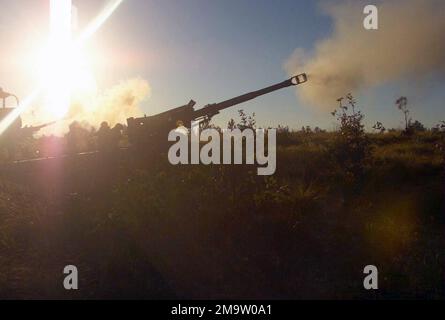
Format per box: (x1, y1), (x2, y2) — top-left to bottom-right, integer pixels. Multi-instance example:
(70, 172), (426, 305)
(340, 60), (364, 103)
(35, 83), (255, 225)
(432, 121), (445, 158)
(372, 121), (386, 133)
(396, 97), (410, 131)
(227, 110), (256, 130)
(433, 121), (445, 132)
(277, 125), (290, 134)
(300, 126), (317, 134)
(277, 125), (292, 146)
(409, 120), (426, 132)
(227, 119), (236, 130)
(237, 110), (256, 130)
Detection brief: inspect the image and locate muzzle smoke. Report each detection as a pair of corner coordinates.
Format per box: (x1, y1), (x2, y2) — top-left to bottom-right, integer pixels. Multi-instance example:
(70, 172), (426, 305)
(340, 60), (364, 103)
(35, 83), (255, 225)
(285, 0), (445, 109)
(68, 77), (150, 127)
(33, 78), (150, 135)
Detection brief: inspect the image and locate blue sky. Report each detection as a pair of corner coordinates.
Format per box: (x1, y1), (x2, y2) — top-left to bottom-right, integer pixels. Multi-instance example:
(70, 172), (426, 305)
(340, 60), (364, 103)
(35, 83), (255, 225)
(1, 0), (444, 130)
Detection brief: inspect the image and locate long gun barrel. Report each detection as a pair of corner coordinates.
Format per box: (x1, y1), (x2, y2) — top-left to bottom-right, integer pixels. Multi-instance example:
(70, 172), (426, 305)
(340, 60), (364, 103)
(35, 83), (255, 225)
(126, 74), (308, 148)
(20, 121), (56, 137)
(193, 74), (307, 120)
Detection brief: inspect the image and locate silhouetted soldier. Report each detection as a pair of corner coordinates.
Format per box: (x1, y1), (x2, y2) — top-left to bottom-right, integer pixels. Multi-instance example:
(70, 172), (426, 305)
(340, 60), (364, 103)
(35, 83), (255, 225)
(97, 121), (112, 153)
(98, 122), (124, 152)
(66, 122), (83, 154)
(111, 123), (124, 149)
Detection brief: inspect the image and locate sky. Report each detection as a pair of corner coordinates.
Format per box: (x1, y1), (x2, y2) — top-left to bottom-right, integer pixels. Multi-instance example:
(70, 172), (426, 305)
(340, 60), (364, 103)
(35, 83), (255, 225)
(0, 0), (444, 131)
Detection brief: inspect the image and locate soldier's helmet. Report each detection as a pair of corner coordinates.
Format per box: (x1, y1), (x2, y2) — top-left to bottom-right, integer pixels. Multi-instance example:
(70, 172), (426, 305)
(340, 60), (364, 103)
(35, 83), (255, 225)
(113, 123), (124, 131)
(100, 121), (110, 130)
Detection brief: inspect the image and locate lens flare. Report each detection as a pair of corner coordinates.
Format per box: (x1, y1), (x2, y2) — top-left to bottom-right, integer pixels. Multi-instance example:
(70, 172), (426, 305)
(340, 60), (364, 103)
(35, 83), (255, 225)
(0, 89), (41, 136)
(44, 0), (75, 119)
(0, 0), (125, 134)
(78, 0), (124, 44)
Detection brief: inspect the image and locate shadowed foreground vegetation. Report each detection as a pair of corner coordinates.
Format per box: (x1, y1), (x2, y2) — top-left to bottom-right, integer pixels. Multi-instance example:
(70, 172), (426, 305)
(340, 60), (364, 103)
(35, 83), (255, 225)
(1, 94), (445, 299)
(0, 126), (443, 299)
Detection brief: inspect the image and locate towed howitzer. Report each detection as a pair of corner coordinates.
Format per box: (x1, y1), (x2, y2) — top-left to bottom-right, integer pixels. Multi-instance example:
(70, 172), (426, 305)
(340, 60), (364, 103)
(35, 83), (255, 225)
(126, 74), (308, 148)
(0, 88), (56, 138)
(20, 121), (57, 138)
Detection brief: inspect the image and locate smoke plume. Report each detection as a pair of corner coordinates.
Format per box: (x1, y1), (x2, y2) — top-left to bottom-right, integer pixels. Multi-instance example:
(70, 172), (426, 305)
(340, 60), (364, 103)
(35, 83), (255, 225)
(68, 77), (150, 127)
(285, 0), (445, 109)
(34, 78), (150, 135)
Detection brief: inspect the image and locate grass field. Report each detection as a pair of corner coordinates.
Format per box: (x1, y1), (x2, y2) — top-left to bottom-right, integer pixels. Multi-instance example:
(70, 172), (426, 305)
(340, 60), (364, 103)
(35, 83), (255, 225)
(0, 128), (444, 299)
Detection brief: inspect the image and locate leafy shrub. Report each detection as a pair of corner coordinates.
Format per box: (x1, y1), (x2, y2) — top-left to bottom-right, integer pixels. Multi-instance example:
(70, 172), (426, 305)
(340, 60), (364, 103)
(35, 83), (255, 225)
(331, 94), (370, 188)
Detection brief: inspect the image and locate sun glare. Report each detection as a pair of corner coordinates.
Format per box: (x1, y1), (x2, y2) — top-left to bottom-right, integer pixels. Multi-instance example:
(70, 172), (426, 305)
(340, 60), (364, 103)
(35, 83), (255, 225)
(0, 0), (125, 135)
(39, 43), (97, 117)
(41, 0), (97, 119)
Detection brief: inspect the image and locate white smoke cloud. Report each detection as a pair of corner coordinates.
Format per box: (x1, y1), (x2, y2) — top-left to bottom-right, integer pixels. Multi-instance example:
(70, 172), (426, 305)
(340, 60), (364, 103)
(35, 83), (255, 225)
(34, 77), (150, 135)
(285, 0), (445, 109)
(68, 77), (150, 127)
